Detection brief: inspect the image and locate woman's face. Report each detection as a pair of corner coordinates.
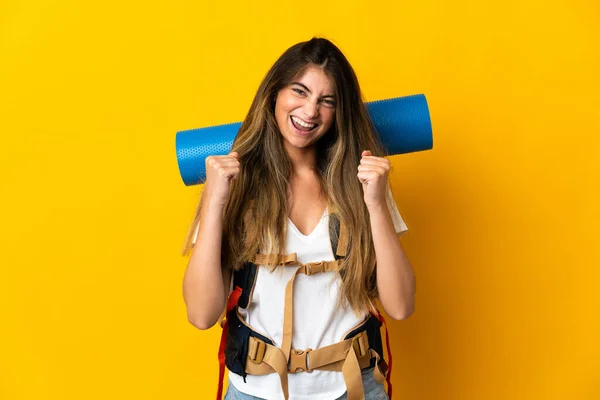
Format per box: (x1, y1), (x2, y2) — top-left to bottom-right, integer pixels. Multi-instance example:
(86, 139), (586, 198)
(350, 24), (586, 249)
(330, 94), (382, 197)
(274, 66), (336, 152)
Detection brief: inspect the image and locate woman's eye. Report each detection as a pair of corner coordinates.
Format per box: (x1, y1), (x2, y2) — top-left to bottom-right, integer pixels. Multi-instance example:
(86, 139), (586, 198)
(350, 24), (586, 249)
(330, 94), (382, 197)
(323, 99), (336, 107)
(292, 88), (306, 95)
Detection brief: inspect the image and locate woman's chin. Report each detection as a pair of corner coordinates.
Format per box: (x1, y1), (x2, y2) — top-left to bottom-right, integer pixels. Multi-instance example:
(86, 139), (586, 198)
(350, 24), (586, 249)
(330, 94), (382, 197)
(282, 134), (316, 151)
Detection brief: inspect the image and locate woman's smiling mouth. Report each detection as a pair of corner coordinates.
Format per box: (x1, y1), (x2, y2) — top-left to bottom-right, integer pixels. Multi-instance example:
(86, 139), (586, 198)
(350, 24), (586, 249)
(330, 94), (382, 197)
(290, 116), (319, 133)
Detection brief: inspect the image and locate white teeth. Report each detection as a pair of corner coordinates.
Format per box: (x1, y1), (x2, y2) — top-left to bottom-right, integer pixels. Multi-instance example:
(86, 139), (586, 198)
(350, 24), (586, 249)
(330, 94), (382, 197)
(292, 116), (316, 129)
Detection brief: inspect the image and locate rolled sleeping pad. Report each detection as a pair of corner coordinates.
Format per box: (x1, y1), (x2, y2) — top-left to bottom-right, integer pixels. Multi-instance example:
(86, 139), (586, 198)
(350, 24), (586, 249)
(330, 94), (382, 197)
(176, 93), (433, 186)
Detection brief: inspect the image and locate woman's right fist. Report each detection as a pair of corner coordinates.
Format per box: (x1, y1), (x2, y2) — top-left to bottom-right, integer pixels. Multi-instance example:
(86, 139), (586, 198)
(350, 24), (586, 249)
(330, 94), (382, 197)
(203, 152), (240, 206)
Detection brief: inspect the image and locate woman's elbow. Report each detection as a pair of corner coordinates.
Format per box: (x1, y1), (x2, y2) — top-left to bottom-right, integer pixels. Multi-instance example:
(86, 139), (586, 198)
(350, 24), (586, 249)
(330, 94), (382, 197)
(387, 301), (415, 321)
(187, 311), (219, 330)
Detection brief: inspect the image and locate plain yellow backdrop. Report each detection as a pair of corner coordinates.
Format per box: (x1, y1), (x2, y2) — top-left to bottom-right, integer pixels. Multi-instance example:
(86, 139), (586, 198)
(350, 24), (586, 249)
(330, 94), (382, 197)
(1, 0), (599, 399)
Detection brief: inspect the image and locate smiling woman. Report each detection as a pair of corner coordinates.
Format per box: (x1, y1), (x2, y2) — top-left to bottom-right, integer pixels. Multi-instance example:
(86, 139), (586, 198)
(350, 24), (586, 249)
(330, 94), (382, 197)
(182, 37), (414, 400)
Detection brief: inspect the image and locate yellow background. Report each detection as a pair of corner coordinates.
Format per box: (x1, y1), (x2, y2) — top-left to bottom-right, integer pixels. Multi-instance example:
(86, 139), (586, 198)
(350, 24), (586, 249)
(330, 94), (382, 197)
(1, 0), (599, 399)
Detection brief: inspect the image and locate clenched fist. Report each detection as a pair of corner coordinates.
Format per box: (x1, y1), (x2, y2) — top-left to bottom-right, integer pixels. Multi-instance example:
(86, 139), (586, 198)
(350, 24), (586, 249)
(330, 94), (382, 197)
(357, 150), (390, 209)
(203, 152), (240, 206)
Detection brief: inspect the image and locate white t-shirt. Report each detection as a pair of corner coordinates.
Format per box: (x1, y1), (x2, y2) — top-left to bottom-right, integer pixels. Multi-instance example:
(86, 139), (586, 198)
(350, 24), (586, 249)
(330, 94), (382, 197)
(228, 193), (408, 400)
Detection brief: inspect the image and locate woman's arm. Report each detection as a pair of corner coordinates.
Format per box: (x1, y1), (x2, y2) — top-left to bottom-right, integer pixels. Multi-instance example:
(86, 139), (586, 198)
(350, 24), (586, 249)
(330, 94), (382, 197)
(358, 150), (416, 320)
(368, 204), (415, 320)
(182, 199), (231, 330)
(182, 153), (239, 330)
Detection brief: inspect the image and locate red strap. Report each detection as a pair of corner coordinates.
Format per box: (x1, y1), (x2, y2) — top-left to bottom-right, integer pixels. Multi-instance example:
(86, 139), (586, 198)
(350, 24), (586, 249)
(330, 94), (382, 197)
(216, 286), (243, 400)
(374, 311), (393, 399)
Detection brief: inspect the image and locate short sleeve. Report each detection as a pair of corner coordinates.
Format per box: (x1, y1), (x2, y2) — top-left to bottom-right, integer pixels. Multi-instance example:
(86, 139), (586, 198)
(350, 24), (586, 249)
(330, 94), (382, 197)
(386, 186), (408, 236)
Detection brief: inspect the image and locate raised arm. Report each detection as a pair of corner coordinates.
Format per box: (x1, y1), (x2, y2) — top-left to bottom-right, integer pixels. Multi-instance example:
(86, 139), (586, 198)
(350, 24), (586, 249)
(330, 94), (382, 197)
(182, 152), (239, 330)
(358, 150), (416, 320)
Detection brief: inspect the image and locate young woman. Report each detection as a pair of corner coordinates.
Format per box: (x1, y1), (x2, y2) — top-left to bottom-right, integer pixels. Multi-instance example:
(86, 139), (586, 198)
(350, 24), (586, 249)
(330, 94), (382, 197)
(182, 37), (416, 400)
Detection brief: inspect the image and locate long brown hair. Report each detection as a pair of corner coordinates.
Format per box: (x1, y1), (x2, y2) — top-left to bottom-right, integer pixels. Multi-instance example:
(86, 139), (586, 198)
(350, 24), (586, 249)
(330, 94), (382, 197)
(182, 37), (387, 314)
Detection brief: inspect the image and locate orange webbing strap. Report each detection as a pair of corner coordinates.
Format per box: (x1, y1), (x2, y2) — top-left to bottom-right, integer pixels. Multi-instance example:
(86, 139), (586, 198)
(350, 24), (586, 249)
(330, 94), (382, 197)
(216, 286), (243, 400)
(245, 331), (373, 400)
(336, 220), (349, 257)
(246, 337), (290, 399)
(367, 349), (386, 385)
(289, 331), (371, 373)
(372, 309), (393, 399)
(341, 342), (363, 400)
(280, 260), (341, 364)
(253, 253), (298, 265)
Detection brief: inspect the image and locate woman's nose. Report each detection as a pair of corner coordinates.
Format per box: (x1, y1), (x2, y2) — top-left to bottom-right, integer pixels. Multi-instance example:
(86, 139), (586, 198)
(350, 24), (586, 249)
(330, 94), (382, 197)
(303, 100), (319, 119)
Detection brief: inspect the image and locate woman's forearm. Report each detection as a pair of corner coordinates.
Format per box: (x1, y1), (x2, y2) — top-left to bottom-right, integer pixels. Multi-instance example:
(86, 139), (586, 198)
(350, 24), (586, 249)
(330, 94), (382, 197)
(369, 204), (416, 320)
(182, 196), (229, 330)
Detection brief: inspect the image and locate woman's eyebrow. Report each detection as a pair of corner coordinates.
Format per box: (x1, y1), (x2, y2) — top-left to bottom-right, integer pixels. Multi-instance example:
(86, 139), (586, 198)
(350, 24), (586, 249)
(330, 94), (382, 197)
(291, 82), (335, 98)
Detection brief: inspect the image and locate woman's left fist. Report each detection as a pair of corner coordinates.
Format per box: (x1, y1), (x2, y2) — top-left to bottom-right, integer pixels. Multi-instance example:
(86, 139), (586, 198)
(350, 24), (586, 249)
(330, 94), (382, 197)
(357, 150), (390, 209)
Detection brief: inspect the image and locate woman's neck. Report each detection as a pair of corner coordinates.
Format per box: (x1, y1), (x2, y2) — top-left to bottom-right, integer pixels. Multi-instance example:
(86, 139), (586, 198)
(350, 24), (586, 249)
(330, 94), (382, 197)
(284, 143), (318, 176)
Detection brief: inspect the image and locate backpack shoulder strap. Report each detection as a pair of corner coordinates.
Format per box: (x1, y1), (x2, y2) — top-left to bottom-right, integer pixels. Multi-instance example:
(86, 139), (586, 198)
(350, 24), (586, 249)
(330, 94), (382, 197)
(328, 213), (349, 260)
(232, 262), (258, 309)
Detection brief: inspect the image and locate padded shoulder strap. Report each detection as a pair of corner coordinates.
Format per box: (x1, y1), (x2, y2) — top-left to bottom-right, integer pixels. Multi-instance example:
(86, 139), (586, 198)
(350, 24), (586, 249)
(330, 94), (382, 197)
(233, 262), (258, 309)
(328, 213), (348, 259)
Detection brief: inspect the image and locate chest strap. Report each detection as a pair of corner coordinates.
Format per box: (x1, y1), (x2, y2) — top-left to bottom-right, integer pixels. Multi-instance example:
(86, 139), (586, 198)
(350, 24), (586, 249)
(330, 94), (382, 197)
(253, 252), (298, 266)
